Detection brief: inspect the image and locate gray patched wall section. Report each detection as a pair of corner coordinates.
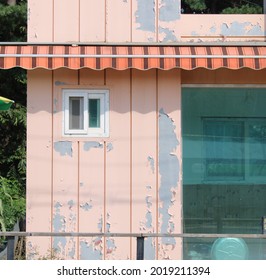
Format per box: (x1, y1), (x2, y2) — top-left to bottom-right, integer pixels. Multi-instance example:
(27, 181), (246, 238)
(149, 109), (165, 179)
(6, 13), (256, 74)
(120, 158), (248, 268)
(54, 141), (73, 157)
(159, 109), (179, 245)
(80, 241), (102, 260)
(84, 141), (103, 151)
(159, 0), (180, 21)
(135, 0), (155, 32)
(220, 22), (263, 36)
(159, 27), (177, 42)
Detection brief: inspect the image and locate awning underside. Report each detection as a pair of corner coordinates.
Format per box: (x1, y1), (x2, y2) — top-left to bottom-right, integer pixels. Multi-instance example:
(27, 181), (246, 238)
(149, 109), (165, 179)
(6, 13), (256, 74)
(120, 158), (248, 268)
(0, 45), (266, 71)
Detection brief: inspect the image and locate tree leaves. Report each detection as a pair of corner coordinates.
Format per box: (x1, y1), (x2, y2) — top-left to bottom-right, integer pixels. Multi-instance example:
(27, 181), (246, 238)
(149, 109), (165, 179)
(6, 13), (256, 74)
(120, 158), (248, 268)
(0, 1), (27, 236)
(182, 0), (263, 14)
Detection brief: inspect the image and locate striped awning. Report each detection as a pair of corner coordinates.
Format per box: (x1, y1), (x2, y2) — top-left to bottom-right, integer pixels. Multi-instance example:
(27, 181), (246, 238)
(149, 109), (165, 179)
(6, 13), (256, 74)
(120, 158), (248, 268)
(0, 45), (266, 70)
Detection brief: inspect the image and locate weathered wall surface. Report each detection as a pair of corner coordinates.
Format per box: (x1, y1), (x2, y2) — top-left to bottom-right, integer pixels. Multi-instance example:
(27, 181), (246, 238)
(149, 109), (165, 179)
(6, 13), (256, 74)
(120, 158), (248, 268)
(27, 0), (265, 43)
(27, 68), (182, 259)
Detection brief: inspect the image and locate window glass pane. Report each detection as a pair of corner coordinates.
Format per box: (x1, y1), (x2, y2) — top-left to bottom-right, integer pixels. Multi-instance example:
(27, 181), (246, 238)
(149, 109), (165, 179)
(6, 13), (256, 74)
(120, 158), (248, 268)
(89, 98), (100, 128)
(69, 97), (84, 130)
(182, 88), (266, 260)
(249, 122), (266, 176)
(204, 119), (244, 180)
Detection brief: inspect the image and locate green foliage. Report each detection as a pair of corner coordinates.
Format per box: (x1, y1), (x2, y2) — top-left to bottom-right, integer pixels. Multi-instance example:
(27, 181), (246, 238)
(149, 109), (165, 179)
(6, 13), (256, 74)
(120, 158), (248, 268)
(0, 2), (27, 42)
(183, 0), (206, 11)
(0, 0), (27, 238)
(221, 3), (262, 14)
(0, 102), (26, 184)
(0, 177), (25, 232)
(182, 0), (263, 14)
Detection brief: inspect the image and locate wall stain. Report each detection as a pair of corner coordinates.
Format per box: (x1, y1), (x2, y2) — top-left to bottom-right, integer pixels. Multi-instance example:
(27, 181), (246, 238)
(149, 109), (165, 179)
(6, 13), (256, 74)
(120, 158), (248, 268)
(54, 141), (72, 157)
(135, 0), (155, 32)
(55, 81), (67, 86)
(159, 108), (179, 246)
(53, 98), (58, 113)
(68, 200), (75, 210)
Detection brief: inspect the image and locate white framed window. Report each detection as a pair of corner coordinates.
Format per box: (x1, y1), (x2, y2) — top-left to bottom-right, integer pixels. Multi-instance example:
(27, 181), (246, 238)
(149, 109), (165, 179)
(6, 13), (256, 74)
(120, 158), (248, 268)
(63, 89), (109, 137)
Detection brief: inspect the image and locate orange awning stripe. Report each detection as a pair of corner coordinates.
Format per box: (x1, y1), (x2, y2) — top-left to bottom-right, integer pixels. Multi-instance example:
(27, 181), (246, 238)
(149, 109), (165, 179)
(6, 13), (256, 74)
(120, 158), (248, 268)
(0, 45), (266, 70)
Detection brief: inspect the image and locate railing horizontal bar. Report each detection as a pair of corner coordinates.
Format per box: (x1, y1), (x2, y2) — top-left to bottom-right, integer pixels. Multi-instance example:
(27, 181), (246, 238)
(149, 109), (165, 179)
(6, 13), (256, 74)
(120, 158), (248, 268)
(1, 232), (266, 239)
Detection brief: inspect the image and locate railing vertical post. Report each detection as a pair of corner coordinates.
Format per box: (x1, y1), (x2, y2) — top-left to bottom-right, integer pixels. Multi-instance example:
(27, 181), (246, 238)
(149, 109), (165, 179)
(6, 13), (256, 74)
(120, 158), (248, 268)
(136, 236), (144, 260)
(7, 236), (15, 260)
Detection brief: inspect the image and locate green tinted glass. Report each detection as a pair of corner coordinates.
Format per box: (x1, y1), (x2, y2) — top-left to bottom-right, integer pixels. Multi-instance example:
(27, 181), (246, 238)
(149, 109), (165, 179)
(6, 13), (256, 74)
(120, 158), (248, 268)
(182, 88), (266, 260)
(89, 99), (100, 128)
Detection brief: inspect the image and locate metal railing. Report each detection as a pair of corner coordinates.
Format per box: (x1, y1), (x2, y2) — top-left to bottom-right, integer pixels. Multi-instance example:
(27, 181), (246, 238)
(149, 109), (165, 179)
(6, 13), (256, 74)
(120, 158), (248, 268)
(2, 232), (266, 260)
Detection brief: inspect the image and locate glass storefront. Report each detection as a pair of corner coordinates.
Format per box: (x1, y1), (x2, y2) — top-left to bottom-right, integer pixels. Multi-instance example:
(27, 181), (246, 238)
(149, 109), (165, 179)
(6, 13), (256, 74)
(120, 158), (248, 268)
(182, 87), (266, 259)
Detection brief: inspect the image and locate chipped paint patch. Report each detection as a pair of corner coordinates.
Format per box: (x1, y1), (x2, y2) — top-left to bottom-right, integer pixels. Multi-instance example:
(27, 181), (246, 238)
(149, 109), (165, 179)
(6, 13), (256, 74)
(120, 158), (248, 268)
(159, 0), (180, 21)
(147, 156), (155, 173)
(159, 27), (177, 42)
(107, 143), (114, 152)
(145, 237), (156, 260)
(106, 213), (117, 255)
(84, 141), (103, 151)
(80, 240), (102, 260)
(80, 202), (93, 211)
(138, 186), (156, 259)
(53, 202), (66, 232)
(210, 25), (216, 34)
(135, 0), (155, 32)
(54, 141), (72, 157)
(98, 216), (103, 232)
(26, 241), (38, 260)
(221, 22), (263, 36)
(159, 108), (179, 245)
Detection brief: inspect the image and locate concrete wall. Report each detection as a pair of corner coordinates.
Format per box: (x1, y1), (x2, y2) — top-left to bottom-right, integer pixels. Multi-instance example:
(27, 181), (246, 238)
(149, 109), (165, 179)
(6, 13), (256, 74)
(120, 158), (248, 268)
(27, 0), (265, 43)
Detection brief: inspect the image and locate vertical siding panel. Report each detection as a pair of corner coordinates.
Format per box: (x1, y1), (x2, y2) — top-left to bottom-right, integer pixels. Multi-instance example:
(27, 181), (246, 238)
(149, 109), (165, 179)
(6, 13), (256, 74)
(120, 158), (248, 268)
(80, 0), (105, 42)
(157, 69), (182, 259)
(106, 0), (131, 42)
(79, 142), (105, 260)
(105, 69), (131, 259)
(54, 0), (79, 42)
(28, 0), (54, 42)
(27, 70), (53, 258)
(132, 0), (157, 42)
(52, 69), (79, 259)
(132, 69), (157, 259)
(78, 70), (105, 260)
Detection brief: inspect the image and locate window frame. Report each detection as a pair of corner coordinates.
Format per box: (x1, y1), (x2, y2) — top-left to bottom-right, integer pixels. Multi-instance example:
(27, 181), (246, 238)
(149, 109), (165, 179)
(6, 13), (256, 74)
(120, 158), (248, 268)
(202, 117), (266, 184)
(63, 89), (109, 137)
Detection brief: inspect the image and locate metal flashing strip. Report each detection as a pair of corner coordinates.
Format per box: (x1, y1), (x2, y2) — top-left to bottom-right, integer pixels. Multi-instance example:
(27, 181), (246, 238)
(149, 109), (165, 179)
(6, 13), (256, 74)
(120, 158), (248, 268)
(0, 45), (265, 70)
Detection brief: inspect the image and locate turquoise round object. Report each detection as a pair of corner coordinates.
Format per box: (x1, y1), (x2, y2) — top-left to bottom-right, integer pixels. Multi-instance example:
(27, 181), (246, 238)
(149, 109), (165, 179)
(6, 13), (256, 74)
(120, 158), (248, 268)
(211, 238), (249, 260)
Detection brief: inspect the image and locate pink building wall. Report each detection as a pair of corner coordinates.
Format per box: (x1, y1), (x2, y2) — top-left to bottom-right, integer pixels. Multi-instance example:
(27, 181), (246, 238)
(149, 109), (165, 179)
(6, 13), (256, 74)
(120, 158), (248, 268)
(27, 68), (183, 259)
(27, 0), (265, 43)
(26, 0), (266, 259)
